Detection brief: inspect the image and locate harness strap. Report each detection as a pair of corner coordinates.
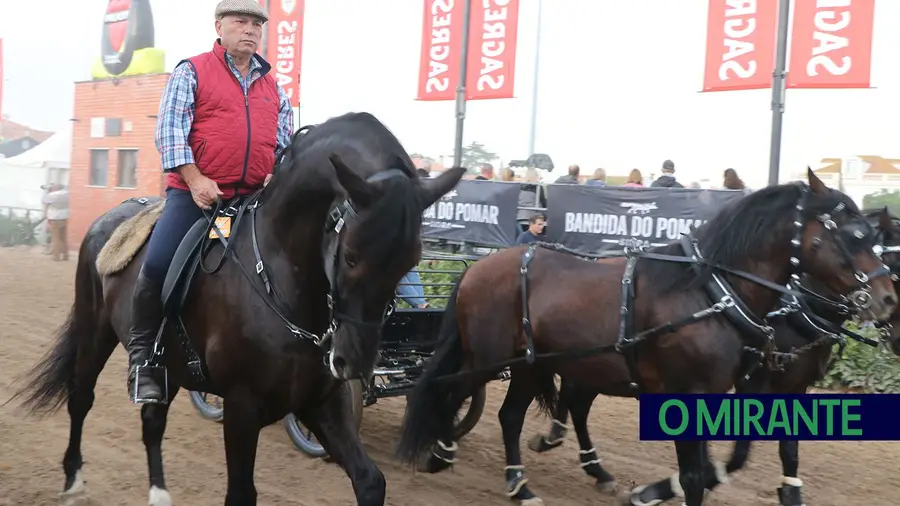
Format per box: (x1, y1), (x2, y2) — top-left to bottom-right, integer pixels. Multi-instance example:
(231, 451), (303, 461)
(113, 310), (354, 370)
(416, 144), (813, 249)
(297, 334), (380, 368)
(520, 246), (537, 364)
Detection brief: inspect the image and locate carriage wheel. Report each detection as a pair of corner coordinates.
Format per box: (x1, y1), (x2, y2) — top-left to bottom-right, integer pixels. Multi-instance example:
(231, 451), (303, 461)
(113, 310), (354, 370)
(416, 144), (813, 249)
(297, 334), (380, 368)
(188, 391), (224, 423)
(451, 386), (487, 439)
(283, 379), (364, 458)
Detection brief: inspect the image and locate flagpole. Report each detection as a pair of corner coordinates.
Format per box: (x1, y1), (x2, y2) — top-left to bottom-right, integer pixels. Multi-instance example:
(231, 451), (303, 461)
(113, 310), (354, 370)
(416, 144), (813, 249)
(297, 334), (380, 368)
(452, 0), (472, 169)
(526, 0), (543, 157)
(767, 0), (791, 186)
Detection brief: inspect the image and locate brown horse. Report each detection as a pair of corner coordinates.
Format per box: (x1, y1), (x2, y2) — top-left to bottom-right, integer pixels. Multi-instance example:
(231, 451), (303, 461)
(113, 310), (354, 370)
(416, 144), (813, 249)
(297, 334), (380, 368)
(528, 207), (900, 506)
(9, 112), (464, 506)
(395, 170), (896, 506)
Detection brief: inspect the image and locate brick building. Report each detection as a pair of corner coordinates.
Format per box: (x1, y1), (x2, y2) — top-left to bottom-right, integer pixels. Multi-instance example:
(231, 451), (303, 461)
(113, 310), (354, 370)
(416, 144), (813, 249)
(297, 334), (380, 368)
(67, 74), (169, 248)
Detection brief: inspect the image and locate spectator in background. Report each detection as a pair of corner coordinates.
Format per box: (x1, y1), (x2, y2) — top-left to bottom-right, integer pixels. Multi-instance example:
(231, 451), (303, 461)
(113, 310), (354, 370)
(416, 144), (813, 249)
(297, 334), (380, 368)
(555, 164), (580, 184)
(650, 159), (684, 188)
(475, 163), (494, 180)
(42, 183), (69, 261)
(623, 168), (644, 187)
(501, 167), (516, 181)
(397, 269), (428, 308)
(517, 167), (546, 230)
(516, 213), (546, 245)
(723, 168), (746, 190)
(586, 168), (607, 186)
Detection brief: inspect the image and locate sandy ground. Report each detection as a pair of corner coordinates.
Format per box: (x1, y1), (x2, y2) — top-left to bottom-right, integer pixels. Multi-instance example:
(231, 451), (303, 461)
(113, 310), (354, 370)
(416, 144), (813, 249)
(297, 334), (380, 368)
(1, 247), (898, 505)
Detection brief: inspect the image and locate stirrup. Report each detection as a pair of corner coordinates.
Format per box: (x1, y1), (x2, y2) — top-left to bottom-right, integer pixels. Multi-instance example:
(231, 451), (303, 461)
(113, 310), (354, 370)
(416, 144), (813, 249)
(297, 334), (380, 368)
(131, 362), (169, 405)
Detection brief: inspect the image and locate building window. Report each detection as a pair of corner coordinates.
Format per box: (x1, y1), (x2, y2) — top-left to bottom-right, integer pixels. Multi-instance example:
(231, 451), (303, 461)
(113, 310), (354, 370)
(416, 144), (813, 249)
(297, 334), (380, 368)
(89, 149), (109, 186)
(117, 149), (138, 188)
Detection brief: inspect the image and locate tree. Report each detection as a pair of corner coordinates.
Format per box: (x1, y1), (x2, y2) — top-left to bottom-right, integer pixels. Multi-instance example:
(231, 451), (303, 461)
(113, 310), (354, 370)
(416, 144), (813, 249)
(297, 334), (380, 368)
(460, 141), (497, 170)
(862, 189), (900, 215)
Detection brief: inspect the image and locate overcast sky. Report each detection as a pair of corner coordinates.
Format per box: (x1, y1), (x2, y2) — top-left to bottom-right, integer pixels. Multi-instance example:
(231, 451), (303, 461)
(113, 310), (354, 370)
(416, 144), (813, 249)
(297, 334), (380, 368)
(2, 0), (899, 188)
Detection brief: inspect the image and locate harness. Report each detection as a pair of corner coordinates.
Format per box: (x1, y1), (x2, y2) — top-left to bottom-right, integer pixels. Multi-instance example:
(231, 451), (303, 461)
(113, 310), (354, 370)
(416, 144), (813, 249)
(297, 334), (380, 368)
(438, 183), (893, 398)
(147, 166), (409, 390)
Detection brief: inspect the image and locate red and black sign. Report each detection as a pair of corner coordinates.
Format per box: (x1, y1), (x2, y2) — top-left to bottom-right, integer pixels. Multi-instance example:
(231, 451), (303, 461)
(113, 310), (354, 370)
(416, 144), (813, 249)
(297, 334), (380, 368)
(100, 0), (156, 76)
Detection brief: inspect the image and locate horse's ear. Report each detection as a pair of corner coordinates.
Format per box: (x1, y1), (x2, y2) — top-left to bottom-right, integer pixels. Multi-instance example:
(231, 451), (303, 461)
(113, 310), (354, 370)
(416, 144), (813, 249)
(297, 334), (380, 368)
(329, 154), (374, 208)
(807, 166), (828, 195)
(879, 206), (893, 230)
(418, 166), (465, 210)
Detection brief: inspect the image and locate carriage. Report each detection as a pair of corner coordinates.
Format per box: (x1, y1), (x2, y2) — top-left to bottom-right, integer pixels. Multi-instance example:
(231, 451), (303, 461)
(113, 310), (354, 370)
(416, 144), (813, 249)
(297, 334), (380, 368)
(188, 247), (493, 457)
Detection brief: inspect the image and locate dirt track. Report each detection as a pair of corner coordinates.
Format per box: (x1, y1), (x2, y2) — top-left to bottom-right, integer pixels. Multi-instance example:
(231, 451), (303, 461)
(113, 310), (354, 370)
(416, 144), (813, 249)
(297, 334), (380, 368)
(1, 247), (898, 505)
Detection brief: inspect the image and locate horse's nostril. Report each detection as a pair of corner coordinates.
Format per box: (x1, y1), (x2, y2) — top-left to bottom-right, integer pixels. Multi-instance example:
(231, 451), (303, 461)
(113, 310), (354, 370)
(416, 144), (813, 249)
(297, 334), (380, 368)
(333, 355), (347, 371)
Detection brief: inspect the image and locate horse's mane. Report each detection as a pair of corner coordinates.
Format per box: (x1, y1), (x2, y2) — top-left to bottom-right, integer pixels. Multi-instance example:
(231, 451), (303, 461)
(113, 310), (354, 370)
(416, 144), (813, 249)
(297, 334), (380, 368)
(643, 183), (857, 294)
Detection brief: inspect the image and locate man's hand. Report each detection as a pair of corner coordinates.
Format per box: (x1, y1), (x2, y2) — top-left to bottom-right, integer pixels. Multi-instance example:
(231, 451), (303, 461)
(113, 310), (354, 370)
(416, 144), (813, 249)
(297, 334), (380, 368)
(178, 164), (223, 210)
(264, 173), (273, 187)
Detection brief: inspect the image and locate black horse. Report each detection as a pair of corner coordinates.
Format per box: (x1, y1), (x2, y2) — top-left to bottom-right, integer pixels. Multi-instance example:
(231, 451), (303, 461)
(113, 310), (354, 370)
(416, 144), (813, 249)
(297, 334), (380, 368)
(395, 170), (896, 506)
(9, 112), (464, 506)
(527, 207), (900, 506)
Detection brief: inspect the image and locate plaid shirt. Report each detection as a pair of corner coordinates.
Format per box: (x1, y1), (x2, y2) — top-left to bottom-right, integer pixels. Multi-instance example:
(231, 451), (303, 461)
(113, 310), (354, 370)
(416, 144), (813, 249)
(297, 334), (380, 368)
(155, 52), (294, 173)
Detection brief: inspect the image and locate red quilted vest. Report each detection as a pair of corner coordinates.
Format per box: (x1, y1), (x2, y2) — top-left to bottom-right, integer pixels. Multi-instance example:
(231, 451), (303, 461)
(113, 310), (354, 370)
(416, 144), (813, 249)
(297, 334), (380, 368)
(165, 41), (279, 199)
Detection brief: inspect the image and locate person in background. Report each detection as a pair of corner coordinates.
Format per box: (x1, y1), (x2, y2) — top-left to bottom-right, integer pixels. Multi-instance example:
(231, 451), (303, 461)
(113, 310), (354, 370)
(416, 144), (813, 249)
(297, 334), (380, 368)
(585, 168), (607, 186)
(554, 164), (580, 184)
(501, 167), (516, 181)
(723, 168), (746, 190)
(42, 183), (69, 261)
(516, 213), (546, 245)
(623, 168), (644, 187)
(650, 159), (683, 188)
(475, 163), (494, 180)
(397, 269), (428, 308)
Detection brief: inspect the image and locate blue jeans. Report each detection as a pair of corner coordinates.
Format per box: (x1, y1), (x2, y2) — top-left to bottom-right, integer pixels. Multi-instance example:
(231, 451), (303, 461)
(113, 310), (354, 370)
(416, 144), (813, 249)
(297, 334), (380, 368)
(397, 269), (427, 307)
(142, 188), (204, 284)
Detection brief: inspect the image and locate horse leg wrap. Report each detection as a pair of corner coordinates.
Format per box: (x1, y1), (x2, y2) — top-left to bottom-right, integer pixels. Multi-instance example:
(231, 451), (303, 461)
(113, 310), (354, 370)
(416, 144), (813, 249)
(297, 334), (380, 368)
(505, 465), (541, 503)
(777, 476), (805, 506)
(432, 440), (458, 465)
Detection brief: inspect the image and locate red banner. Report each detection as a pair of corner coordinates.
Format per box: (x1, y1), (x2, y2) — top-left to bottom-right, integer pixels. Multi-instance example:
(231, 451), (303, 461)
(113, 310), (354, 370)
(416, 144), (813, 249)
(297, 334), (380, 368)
(787, 0), (875, 89)
(266, 0), (305, 107)
(417, 0), (466, 101)
(465, 0), (519, 100)
(701, 0), (779, 92)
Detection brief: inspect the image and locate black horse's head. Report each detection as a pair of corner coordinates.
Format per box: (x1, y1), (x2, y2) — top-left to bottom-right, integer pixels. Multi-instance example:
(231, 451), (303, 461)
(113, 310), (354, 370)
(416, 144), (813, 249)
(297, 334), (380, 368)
(792, 169), (897, 321)
(323, 154), (463, 381)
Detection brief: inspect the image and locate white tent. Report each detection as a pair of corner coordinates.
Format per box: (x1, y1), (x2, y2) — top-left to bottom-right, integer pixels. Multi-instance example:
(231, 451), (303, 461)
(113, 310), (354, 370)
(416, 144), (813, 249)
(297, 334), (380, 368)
(0, 123), (71, 212)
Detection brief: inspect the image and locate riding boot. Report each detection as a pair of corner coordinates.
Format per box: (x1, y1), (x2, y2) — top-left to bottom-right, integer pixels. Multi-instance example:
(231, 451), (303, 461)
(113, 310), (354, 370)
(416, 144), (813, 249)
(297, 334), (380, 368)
(126, 271), (167, 404)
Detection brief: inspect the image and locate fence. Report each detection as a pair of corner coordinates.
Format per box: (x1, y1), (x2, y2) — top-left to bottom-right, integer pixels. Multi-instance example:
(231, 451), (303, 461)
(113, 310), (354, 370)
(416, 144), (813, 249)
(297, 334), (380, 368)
(0, 207), (46, 247)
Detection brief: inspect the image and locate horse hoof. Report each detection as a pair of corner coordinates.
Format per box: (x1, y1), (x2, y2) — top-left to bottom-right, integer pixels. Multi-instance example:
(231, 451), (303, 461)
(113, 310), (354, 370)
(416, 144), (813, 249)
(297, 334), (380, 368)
(520, 497), (544, 506)
(527, 434), (561, 453)
(58, 470), (88, 506)
(617, 485), (645, 506)
(596, 480), (618, 495)
(148, 485), (173, 506)
(415, 452), (452, 474)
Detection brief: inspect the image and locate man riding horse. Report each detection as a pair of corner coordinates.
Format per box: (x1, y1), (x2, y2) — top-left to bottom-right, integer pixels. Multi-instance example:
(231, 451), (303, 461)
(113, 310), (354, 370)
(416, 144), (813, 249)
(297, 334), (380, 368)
(128, 0), (294, 404)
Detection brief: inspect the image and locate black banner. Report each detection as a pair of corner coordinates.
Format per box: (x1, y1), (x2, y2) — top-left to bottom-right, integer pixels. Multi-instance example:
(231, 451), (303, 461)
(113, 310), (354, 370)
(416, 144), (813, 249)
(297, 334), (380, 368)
(544, 186), (747, 254)
(422, 180), (521, 248)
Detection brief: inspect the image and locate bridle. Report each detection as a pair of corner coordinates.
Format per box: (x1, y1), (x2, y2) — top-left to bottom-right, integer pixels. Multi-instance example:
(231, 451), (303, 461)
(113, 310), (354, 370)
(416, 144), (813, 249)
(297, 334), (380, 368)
(785, 183), (892, 318)
(318, 169), (411, 371)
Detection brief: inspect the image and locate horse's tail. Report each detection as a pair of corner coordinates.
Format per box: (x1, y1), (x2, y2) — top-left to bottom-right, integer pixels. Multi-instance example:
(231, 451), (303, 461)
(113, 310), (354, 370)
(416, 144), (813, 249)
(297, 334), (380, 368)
(8, 242), (104, 415)
(396, 272), (472, 465)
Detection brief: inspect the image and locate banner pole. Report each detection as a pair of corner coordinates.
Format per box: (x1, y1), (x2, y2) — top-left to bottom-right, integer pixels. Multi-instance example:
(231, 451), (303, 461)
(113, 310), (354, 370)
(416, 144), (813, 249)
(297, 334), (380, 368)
(767, 0), (790, 186)
(452, 0), (472, 169)
(526, 0), (543, 157)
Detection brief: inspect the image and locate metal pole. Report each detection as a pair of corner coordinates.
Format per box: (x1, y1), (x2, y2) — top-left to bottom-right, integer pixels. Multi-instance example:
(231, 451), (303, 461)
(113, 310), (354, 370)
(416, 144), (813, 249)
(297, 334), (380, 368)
(767, 0), (791, 186)
(452, 0), (472, 169)
(526, 0), (543, 157)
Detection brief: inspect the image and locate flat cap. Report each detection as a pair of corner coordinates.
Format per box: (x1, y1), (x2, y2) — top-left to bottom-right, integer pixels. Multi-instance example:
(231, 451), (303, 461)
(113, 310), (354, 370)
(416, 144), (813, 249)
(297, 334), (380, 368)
(215, 0), (268, 22)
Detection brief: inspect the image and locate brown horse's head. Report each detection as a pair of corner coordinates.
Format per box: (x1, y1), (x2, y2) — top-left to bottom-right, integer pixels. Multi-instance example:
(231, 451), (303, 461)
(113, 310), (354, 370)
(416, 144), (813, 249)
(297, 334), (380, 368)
(794, 169), (897, 321)
(323, 154), (463, 381)
(868, 207), (900, 354)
